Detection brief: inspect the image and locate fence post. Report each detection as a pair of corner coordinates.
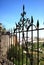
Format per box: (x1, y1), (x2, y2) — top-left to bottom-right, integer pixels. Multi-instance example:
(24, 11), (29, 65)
(37, 20), (39, 65)
(12, 30), (14, 65)
(30, 16), (33, 65)
(16, 24), (17, 65)
(18, 29), (20, 65)
(21, 5), (26, 65)
(26, 29), (28, 65)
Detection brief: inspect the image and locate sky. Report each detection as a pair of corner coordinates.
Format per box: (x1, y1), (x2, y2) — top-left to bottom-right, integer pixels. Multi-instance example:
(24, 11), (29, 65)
(0, 0), (44, 38)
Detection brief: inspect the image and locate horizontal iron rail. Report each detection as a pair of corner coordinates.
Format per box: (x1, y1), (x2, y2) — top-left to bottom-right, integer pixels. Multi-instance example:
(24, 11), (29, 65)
(15, 28), (44, 33)
(1, 28), (44, 35)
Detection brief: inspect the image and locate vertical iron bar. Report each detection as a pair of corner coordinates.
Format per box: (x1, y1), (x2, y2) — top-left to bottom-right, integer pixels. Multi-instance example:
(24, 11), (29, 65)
(13, 32), (14, 65)
(37, 20), (39, 65)
(11, 29), (12, 47)
(18, 30), (20, 65)
(15, 27), (17, 65)
(30, 16), (33, 65)
(26, 30), (28, 65)
(22, 5), (25, 65)
(21, 5), (26, 65)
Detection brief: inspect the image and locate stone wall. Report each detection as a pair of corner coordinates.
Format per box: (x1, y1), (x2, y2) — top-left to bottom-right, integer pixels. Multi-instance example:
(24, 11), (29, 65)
(0, 34), (18, 56)
(1, 35), (9, 56)
(0, 34), (16, 65)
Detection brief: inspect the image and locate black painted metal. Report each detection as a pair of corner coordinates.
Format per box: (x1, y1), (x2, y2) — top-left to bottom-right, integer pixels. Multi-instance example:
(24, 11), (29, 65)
(26, 29), (28, 65)
(1, 5), (44, 65)
(30, 16), (33, 65)
(17, 27), (20, 65)
(7, 6), (44, 65)
(14, 25), (17, 65)
(37, 20), (39, 65)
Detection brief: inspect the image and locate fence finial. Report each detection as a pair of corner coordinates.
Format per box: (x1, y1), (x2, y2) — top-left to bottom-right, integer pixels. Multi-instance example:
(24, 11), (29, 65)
(31, 16), (33, 23)
(37, 20), (39, 28)
(23, 5), (25, 10)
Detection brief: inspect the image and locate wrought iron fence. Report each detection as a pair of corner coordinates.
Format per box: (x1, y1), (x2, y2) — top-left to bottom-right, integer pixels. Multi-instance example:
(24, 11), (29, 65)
(0, 5), (44, 65)
(7, 20), (44, 65)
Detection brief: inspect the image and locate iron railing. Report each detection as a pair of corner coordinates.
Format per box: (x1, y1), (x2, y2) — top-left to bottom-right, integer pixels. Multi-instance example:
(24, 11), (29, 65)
(0, 5), (44, 65)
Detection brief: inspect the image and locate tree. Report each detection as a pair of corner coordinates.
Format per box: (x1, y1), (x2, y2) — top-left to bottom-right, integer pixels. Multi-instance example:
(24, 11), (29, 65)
(0, 23), (6, 34)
